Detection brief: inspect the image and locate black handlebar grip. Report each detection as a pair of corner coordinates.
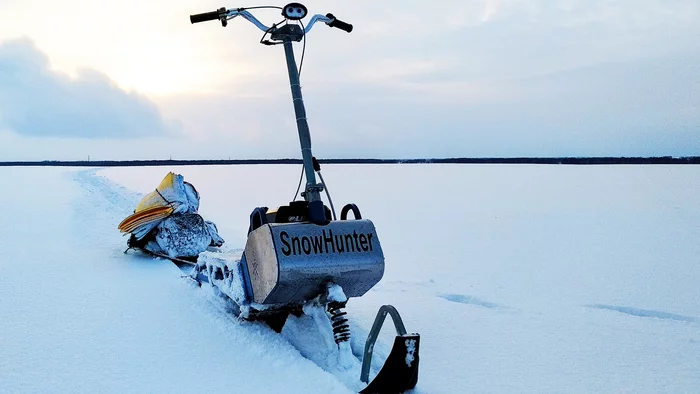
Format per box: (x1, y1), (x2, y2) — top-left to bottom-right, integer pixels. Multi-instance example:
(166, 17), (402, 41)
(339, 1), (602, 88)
(326, 13), (353, 33)
(190, 10), (221, 24)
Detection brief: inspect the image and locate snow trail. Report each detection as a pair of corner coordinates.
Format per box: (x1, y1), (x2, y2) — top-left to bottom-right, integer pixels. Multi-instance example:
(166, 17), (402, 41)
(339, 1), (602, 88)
(0, 168), (353, 394)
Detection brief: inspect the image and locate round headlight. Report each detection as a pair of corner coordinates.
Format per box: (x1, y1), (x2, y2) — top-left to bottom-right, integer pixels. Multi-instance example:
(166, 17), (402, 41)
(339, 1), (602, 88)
(282, 2), (307, 20)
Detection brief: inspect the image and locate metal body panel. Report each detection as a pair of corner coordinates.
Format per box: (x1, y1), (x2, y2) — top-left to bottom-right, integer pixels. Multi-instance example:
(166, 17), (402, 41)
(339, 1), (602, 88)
(244, 220), (385, 304)
(243, 226), (280, 303)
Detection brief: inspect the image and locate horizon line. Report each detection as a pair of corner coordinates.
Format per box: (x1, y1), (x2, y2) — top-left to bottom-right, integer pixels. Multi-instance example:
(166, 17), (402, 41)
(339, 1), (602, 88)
(1, 156), (699, 167)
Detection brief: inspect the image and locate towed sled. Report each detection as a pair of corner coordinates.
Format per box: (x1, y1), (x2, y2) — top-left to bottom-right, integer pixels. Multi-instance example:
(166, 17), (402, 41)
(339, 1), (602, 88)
(119, 4), (420, 393)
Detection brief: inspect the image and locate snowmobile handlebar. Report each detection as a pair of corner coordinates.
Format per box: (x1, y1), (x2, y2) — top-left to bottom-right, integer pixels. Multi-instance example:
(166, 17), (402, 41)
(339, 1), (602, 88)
(189, 6), (352, 33)
(324, 13), (352, 33)
(189, 10), (222, 24)
(189, 3), (351, 220)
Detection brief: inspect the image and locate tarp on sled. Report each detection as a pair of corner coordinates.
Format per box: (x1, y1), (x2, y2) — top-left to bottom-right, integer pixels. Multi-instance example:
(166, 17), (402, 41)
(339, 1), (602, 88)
(118, 172), (201, 240)
(118, 172), (224, 259)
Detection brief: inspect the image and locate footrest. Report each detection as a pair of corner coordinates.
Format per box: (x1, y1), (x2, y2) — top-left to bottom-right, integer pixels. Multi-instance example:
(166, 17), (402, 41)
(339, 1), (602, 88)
(360, 305), (420, 393)
(360, 333), (420, 394)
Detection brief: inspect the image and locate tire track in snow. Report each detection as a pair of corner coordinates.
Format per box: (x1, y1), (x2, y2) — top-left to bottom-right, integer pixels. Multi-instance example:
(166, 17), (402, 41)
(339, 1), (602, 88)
(69, 169), (145, 248)
(586, 304), (698, 323)
(374, 279), (512, 311)
(438, 293), (501, 309)
(71, 169), (142, 217)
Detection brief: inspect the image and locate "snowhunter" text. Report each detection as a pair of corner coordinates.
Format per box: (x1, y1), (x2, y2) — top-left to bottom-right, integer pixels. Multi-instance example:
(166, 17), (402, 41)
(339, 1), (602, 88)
(279, 229), (375, 256)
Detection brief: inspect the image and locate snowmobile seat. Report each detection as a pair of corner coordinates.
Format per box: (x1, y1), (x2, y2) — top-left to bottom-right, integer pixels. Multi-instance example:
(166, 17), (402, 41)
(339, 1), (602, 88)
(268, 201), (332, 224)
(266, 201), (310, 223)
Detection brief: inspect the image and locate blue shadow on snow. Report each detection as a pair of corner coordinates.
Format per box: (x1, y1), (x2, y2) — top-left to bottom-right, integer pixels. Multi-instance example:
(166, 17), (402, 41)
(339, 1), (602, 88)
(586, 304), (696, 323)
(438, 293), (499, 309)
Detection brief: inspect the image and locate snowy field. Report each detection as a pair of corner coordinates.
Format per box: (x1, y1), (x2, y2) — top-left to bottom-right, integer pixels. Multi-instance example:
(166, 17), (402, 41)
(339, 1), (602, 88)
(1, 163), (699, 393)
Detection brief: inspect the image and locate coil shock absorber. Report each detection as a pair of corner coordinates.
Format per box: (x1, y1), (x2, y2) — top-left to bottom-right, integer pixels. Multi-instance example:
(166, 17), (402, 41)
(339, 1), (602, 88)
(327, 301), (351, 344)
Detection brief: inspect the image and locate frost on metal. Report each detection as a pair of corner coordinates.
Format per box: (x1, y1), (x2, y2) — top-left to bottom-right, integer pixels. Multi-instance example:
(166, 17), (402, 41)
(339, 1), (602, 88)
(195, 251), (247, 305)
(326, 283), (347, 303)
(148, 214), (223, 258)
(405, 338), (416, 367)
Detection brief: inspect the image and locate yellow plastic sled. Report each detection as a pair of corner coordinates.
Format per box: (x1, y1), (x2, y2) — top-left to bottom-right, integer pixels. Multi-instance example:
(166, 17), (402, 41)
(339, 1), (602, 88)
(118, 172), (197, 239)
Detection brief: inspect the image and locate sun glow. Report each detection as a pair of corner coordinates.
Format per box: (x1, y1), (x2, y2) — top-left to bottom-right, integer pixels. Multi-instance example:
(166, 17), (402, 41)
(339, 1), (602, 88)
(39, 36), (266, 96)
(0, 0), (272, 96)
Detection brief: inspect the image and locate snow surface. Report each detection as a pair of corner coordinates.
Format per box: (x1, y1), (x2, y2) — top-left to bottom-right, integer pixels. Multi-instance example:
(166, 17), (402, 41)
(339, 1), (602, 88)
(1, 164), (700, 393)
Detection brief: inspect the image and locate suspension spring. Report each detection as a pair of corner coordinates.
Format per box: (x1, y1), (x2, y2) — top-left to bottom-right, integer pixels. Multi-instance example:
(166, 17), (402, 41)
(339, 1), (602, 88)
(327, 302), (351, 344)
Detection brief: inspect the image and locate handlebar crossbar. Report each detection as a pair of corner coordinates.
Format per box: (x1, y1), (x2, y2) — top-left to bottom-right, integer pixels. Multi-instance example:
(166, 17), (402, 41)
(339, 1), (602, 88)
(303, 14), (331, 33)
(190, 6), (352, 34)
(226, 9), (271, 31)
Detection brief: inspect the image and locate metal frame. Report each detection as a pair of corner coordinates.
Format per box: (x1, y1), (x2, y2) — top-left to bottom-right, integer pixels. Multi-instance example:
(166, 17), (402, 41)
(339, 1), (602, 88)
(224, 10), (269, 31)
(223, 10), (332, 34)
(360, 305), (408, 383)
(227, 10), (333, 222)
(282, 39), (323, 204)
(303, 14), (333, 33)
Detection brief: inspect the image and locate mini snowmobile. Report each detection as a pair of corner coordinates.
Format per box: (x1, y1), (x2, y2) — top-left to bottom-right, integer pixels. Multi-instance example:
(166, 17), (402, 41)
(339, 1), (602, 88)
(121, 4), (420, 393)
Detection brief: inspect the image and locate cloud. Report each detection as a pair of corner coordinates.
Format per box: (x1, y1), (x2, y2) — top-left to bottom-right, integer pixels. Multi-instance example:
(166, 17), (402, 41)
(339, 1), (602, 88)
(150, 49), (699, 160)
(482, 0), (500, 22)
(0, 0), (698, 159)
(0, 38), (177, 138)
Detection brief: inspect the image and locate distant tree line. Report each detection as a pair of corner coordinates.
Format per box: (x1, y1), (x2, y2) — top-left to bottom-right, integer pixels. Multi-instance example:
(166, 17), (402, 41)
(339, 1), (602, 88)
(0, 156), (698, 167)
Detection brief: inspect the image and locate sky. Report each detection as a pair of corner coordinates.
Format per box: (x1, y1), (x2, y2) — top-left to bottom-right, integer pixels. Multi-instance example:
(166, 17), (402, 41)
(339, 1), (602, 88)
(0, 0), (698, 160)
